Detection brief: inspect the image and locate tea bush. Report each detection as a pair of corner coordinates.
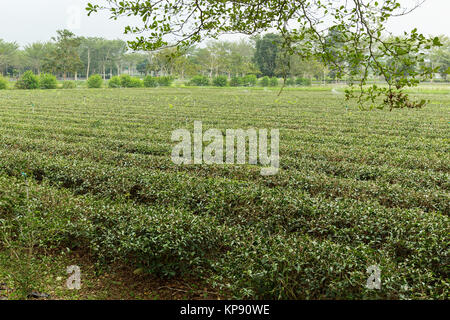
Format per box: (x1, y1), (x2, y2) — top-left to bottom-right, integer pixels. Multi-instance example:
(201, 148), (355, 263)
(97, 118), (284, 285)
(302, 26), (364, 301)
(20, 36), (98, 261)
(108, 76), (121, 88)
(0, 87), (448, 300)
(188, 75), (210, 86)
(143, 76), (157, 87)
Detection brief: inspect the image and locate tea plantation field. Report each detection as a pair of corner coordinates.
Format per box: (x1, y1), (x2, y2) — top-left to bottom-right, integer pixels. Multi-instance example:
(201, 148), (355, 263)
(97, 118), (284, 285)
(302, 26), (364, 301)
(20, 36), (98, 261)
(0, 87), (448, 299)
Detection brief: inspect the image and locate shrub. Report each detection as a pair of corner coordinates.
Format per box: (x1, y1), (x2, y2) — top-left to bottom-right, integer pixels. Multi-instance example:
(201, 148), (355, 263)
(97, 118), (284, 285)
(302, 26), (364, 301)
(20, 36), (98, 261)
(62, 81), (76, 89)
(108, 76), (121, 88)
(242, 75), (257, 87)
(286, 78), (295, 86)
(213, 75), (228, 87)
(0, 76), (8, 89)
(39, 73), (57, 89)
(229, 77), (243, 87)
(129, 77), (143, 88)
(259, 76), (270, 87)
(15, 71), (39, 89)
(188, 75), (210, 86)
(87, 74), (103, 88)
(269, 77), (279, 87)
(143, 75), (157, 87)
(119, 74), (132, 87)
(296, 77), (312, 86)
(157, 76), (173, 87)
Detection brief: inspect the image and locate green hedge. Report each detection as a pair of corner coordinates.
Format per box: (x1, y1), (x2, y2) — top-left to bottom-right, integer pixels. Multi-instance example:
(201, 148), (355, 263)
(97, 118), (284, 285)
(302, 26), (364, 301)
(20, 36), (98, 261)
(87, 74), (103, 88)
(39, 73), (57, 89)
(188, 75), (210, 86)
(15, 71), (39, 89)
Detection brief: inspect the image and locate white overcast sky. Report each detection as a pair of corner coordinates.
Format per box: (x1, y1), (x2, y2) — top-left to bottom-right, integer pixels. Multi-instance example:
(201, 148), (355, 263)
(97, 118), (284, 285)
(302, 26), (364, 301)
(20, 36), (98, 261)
(0, 0), (449, 48)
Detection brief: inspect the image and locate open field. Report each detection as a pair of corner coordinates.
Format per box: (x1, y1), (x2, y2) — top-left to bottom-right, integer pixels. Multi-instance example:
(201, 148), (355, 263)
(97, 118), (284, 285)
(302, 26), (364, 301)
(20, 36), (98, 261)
(0, 87), (449, 299)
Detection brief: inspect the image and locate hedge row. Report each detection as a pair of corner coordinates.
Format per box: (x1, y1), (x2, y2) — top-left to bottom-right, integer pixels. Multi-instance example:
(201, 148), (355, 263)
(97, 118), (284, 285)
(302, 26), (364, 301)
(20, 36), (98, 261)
(187, 75), (312, 87)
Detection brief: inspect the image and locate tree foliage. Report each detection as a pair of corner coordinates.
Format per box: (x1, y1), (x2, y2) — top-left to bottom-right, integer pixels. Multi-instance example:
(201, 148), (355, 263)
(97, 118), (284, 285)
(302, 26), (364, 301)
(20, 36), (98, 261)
(48, 30), (82, 79)
(0, 40), (19, 75)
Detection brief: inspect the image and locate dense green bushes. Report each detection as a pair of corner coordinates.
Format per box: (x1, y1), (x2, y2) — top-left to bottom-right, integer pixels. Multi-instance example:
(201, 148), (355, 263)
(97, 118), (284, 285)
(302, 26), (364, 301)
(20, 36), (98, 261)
(259, 76), (270, 87)
(0, 76), (8, 89)
(269, 77), (278, 87)
(259, 77), (280, 87)
(15, 71), (40, 89)
(87, 74), (103, 88)
(157, 76), (173, 87)
(119, 74), (143, 88)
(187, 75), (259, 87)
(229, 77), (243, 87)
(188, 75), (210, 86)
(213, 75), (228, 87)
(242, 75), (257, 87)
(285, 78), (295, 86)
(143, 75), (157, 87)
(2, 71), (374, 91)
(296, 77), (312, 86)
(39, 73), (57, 89)
(15, 72), (58, 90)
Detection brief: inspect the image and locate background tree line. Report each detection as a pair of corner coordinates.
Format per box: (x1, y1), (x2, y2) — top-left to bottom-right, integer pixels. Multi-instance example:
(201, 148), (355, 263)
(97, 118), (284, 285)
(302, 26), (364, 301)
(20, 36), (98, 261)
(0, 30), (448, 82)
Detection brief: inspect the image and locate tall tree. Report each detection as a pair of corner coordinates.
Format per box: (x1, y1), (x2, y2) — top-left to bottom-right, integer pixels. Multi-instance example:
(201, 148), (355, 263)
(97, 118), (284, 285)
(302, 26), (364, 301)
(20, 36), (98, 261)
(0, 40), (19, 76)
(429, 36), (450, 80)
(48, 30), (82, 80)
(23, 42), (53, 75)
(254, 34), (282, 77)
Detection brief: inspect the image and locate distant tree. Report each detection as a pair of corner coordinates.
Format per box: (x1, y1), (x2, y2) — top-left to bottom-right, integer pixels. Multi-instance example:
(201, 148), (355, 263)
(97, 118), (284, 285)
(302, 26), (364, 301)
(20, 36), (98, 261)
(229, 40), (258, 77)
(0, 40), (19, 76)
(48, 30), (82, 80)
(79, 37), (103, 78)
(109, 40), (128, 77)
(23, 42), (53, 75)
(254, 34), (282, 77)
(323, 27), (347, 80)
